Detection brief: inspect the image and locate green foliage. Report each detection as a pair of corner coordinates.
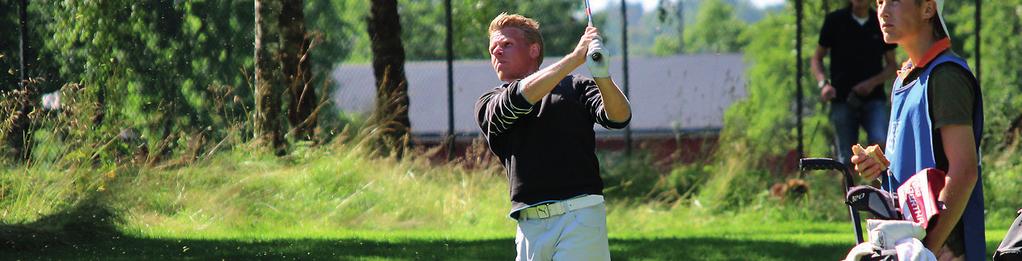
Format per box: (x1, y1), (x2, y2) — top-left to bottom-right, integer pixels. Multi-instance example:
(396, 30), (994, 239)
(600, 152), (662, 202)
(983, 147), (1022, 220)
(2, 0), (362, 163)
(0, 0), (19, 91)
(33, 0), (253, 157)
(306, 0), (369, 64)
(702, 1), (845, 213)
(397, 0), (587, 61)
(601, 152), (713, 206)
(684, 0), (748, 53)
(650, 35), (683, 56)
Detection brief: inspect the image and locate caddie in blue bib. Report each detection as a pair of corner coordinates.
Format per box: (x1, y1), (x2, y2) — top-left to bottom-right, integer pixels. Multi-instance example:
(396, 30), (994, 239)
(885, 38), (985, 261)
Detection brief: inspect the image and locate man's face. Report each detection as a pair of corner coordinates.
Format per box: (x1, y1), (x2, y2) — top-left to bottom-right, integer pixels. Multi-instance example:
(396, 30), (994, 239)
(489, 27), (539, 82)
(877, 0), (931, 44)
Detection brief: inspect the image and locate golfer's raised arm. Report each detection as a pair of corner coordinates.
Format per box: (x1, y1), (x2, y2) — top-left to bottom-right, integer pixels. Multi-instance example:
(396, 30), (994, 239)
(519, 27), (598, 103)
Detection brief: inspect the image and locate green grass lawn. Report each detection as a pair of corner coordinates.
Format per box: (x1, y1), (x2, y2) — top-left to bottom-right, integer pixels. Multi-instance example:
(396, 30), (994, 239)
(2, 145), (1015, 260)
(3, 219), (1010, 260)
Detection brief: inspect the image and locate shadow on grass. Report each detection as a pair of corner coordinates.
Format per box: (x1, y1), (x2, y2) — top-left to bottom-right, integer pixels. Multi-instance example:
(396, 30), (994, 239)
(3, 235), (853, 260)
(0, 199), (994, 260)
(3, 227), (859, 260)
(1, 195), (121, 252)
(5, 233), (1010, 260)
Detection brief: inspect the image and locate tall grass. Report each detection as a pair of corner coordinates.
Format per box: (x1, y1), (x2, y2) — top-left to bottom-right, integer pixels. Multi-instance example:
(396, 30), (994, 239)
(3, 94), (1019, 243)
(5, 142), (506, 236)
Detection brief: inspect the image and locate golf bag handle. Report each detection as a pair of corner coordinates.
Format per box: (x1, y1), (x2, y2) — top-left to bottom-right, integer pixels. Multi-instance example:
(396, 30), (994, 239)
(799, 158), (855, 189)
(799, 157), (865, 244)
(799, 158), (846, 172)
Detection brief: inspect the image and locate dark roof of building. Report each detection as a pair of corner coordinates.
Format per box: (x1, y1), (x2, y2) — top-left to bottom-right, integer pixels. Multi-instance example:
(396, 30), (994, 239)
(332, 54), (747, 138)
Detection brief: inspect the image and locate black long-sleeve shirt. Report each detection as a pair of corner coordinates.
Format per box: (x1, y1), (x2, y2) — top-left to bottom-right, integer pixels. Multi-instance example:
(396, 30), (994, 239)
(474, 74), (630, 216)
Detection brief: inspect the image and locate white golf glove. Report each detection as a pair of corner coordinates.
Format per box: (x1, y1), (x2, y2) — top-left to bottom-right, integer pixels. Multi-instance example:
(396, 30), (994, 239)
(586, 38), (610, 78)
(867, 219), (926, 250)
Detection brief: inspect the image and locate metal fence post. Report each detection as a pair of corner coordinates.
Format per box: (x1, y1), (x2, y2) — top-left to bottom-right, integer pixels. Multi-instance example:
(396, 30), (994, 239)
(621, 0), (632, 156)
(445, 0), (455, 160)
(19, 0), (28, 87)
(796, 0), (805, 159)
(974, 0), (981, 83)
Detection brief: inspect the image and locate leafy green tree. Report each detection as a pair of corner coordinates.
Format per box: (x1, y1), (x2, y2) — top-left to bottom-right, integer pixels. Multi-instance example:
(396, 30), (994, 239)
(0, 0), (19, 91)
(700, 0), (834, 212)
(684, 0), (747, 53)
(395, 0), (586, 61)
(39, 1), (201, 159)
(31, 0), (261, 162)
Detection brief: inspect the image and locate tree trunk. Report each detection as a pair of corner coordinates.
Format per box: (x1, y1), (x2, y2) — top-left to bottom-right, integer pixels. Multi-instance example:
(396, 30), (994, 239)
(254, 0), (284, 153)
(6, 0), (35, 162)
(280, 0), (316, 141)
(367, 0), (411, 156)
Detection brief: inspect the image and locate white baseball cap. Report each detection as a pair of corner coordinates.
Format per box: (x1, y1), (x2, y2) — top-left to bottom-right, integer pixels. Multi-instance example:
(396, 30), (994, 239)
(935, 0), (950, 39)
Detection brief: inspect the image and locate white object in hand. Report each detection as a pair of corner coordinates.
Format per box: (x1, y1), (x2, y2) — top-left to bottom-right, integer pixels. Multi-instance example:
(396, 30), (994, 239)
(586, 38), (610, 78)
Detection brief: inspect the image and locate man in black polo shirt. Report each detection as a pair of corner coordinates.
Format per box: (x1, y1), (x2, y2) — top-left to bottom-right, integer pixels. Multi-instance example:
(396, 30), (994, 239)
(474, 13), (630, 260)
(811, 0), (898, 164)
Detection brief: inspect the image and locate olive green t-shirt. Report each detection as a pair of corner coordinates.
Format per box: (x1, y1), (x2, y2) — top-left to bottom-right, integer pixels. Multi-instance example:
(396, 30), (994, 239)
(900, 53), (979, 172)
(927, 64), (977, 129)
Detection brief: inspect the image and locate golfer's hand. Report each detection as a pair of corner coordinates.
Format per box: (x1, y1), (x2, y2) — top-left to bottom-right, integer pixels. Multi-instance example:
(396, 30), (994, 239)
(586, 38), (610, 78)
(851, 151), (883, 180)
(573, 27), (600, 65)
(820, 84), (836, 101)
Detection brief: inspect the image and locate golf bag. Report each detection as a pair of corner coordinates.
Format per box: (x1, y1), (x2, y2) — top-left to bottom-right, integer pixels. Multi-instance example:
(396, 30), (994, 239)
(799, 158), (937, 261)
(993, 209), (1022, 261)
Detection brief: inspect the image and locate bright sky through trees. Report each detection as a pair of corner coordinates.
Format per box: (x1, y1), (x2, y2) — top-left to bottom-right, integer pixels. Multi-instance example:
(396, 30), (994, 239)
(589, 0), (784, 11)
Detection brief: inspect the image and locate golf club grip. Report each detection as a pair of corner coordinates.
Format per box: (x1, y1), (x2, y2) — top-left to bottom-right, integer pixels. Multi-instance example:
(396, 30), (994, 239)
(799, 158), (844, 172)
(591, 52), (602, 62)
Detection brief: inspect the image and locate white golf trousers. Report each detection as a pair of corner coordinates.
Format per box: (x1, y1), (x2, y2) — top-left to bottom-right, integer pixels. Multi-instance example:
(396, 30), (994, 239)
(515, 203), (611, 261)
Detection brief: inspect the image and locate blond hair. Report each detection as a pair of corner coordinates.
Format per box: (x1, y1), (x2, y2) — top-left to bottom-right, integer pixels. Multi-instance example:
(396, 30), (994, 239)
(488, 13), (544, 65)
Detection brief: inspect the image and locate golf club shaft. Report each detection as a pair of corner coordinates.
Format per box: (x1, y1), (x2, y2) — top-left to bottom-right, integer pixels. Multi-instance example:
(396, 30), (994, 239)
(584, 0), (593, 27)
(583, 0), (603, 62)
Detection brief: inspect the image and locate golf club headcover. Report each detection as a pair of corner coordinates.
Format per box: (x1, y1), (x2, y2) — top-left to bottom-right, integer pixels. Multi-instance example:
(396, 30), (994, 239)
(844, 242), (876, 261)
(867, 219), (926, 250)
(586, 38), (610, 78)
(897, 168), (947, 230)
(847, 185), (901, 220)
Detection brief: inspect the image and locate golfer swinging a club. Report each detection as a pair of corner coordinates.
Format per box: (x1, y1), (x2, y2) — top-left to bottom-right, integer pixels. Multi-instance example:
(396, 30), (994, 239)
(853, 0), (985, 260)
(474, 11), (631, 261)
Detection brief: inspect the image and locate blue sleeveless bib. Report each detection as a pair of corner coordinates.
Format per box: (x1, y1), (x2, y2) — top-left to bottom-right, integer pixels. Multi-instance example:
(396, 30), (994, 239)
(885, 52), (985, 261)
